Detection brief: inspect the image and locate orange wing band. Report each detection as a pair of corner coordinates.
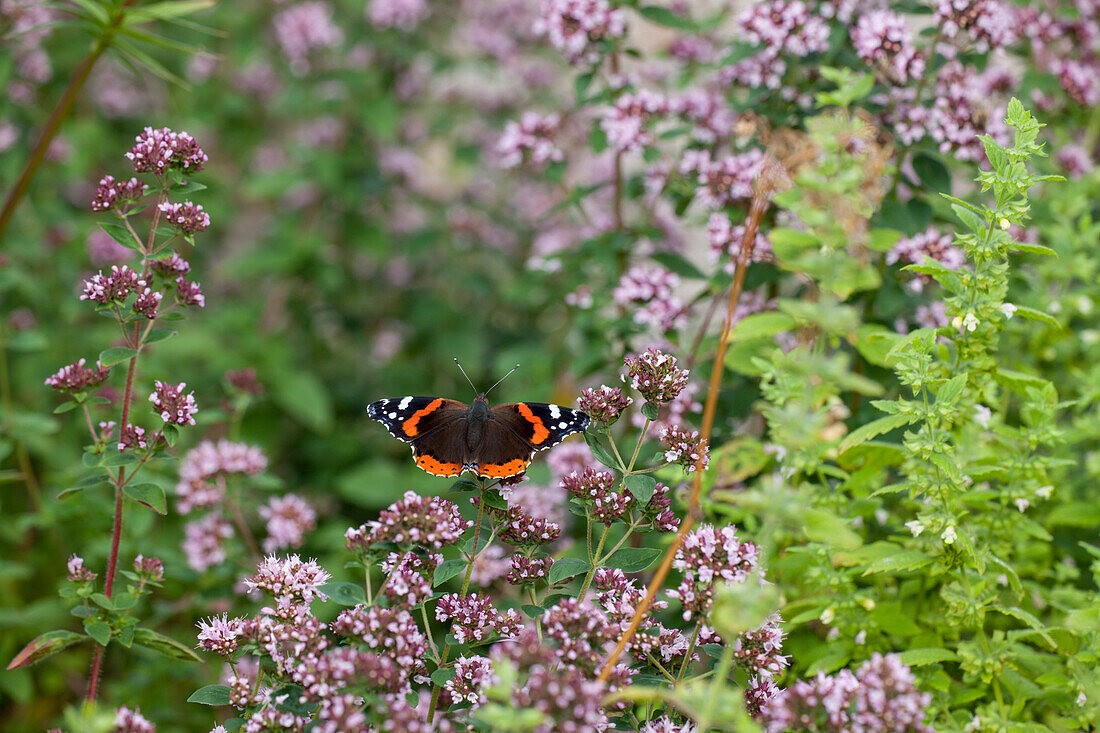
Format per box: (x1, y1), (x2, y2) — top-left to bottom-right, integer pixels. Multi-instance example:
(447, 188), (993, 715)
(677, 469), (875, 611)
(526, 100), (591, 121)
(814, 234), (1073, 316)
(516, 404), (550, 444)
(415, 453), (463, 476)
(403, 398), (444, 437)
(476, 459), (531, 478)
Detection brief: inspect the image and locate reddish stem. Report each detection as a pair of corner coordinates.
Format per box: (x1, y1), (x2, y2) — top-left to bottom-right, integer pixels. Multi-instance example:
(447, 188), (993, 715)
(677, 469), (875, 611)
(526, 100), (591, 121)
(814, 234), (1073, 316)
(597, 162), (782, 681)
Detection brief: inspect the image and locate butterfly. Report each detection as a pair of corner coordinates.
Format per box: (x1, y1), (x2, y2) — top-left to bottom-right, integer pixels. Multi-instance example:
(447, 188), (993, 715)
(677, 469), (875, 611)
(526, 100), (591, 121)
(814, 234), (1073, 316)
(367, 394), (590, 479)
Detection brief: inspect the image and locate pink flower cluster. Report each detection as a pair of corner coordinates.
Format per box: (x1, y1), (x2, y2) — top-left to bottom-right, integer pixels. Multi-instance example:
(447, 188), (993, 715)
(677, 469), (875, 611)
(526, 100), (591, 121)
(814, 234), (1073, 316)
(661, 424), (709, 472)
(259, 494), (317, 553)
(176, 439), (268, 513)
(680, 148), (765, 210)
(850, 10), (924, 84)
(244, 553), (331, 613)
(436, 592), (523, 644)
(157, 200), (210, 234)
(45, 358), (109, 392)
(126, 127), (207, 174)
(534, 0), (626, 65)
(345, 490), (471, 552)
(561, 468), (630, 525)
(887, 226), (965, 293)
(708, 213), (773, 274)
(80, 265), (142, 305)
(149, 380), (198, 425)
(613, 265), (689, 333)
(497, 111), (564, 169)
(622, 348), (690, 405)
(668, 523), (760, 619)
(763, 653), (933, 733)
(366, 0), (429, 31)
(91, 175), (147, 212)
(272, 1), (344, 75)
(578, 385), (632, 425)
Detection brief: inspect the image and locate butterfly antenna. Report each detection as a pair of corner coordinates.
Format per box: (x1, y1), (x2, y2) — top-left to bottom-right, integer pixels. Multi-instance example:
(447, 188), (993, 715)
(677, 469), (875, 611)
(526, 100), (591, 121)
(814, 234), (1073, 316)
(485, 364), (520, 398)
(453, 358), (479, 396)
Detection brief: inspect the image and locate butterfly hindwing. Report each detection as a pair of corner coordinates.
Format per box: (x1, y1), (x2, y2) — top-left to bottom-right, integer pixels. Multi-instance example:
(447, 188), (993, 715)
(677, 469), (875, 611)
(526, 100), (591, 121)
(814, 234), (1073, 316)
(367, 396), (468, 442)
(490, 402), (590, 451)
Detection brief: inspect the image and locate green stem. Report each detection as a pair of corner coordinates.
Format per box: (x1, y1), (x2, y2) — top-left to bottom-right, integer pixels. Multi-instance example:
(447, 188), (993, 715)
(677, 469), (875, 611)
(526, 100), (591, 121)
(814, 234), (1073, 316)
(578, 524), (610, 602)
(696, 641), (737, 731)
(626, 418), (651, 474)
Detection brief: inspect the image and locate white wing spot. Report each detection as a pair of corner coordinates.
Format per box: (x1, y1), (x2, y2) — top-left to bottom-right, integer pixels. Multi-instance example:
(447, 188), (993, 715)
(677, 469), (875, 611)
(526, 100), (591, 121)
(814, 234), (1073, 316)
(398, 396), (413, 411)
(559, 421), (568, 429)
(389, 412), (397, 419)
(549, 404), (561, 419)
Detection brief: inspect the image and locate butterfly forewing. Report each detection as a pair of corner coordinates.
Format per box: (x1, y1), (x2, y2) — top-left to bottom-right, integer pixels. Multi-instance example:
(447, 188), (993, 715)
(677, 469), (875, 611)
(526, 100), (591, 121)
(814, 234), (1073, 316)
(367, 396), (468, 442)
(490, 402), (590, 450)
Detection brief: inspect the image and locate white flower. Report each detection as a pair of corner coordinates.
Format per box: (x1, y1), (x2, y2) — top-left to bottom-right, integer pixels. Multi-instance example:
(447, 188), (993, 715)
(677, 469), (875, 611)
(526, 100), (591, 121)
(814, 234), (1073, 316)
(941, 525), (957, 544)
(1036, 485), (1054, 500)
(819, 607), (835, 624)
(999, 217), (1010, 230)
(973, 404), (992, 428)
(962, 312), (980, 332)
(999, 303), (1017, 319)
(1077, 296), (1093, 315)
(1078, 691), (1087, 706)
(1015, 498), (1030, 512)
(905, 520), (925, 537)
(854, 629), (867, 645)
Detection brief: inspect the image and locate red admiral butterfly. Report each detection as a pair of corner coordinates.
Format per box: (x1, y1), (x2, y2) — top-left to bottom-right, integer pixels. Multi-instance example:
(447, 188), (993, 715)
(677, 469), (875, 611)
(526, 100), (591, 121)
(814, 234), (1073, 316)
(367, 364), (590, 479)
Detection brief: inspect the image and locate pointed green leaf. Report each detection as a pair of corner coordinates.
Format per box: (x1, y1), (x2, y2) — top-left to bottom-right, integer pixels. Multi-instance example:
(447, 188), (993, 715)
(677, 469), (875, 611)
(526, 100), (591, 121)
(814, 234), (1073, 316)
(548, 557), (590, 585)
(318, 582), (366, 607)
(433, 559), (467, 587)
(862, 550), (933, 576)
(123, 483), (166, 514)
(625, 474), (657, 504)
(99, 347), (138, 367)
(6, 630), (86, 669)
(606, 547), (662, 573)
(897, 648), (958, 666)
(133, 627), (201, 661)
(839, 414), (916, 454)
(188, 684), (232, 705)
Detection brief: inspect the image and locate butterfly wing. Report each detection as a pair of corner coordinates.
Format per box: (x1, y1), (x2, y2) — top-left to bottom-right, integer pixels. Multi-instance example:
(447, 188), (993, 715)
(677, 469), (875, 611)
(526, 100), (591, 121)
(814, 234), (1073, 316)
(367, 396), (469, 476)
(476, 402), (590, 479)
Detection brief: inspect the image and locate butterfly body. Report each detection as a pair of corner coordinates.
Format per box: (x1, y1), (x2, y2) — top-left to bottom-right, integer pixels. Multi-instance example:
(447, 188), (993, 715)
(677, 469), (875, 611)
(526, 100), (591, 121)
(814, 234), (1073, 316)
(368, 394), (589, 479)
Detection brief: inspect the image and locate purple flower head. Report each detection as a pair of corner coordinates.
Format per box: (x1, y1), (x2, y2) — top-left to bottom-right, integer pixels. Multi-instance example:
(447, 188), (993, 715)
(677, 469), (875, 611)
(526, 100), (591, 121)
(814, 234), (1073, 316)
(175, 277), (205, 308)
(245, 554), (331, 612)
(158, 201), (210, 235)
(492, 503), (562, 545)
(225, 367), (263, 395)
(367, 0), (429, 30)
(273, 2), (344, 76)
(506, 554), (554, 585)
(668, 523), (759, 619)
(850, 10), (924, 84)
(132, 287), (162, 319)
(380, 551), (435, 609)
(45, 358), (109, 392)
(118, 424), (148, 453)
(642, 717), (697, 732)
(132, 554), (164, 582)
(345, 490), (471, 553)
(259, 494), (316, 553)
(613, 265), (689, 332)
(86, 229), (132, 266)
(66, 554), (97, 583)
(126, 127), (207, 174)
(196, 613), (244, 656)
(734, 613), (789, 677)
(540, 597), (617, 671)
(762, 653), (932, 733)
(661, 424), (710, 472)
(437, 592), (523, 644)
(80, 265), (142, 305)
(149, 380), (198, 425)
(446, 654), (496, 706)
(1056, 143), (1094, 179)
(642, 481), (678, 532)
(682, 149), (765, 210)
(496, 111), (564, 169)
(601, 90), (669, 153)
(560, 468), (629, 525)
(176, 440), (266, 513)
(91, 175), (147, 212)
(622, 348), (690, 405)
(739, 0), (829, 57)
(182, 513), (233, 571)
(150, 252), (191, 278)
(745, 675), (780, 719)
(332, 604), (428, 679)
(934, 0), (1016, 52)
(578, 385), (633, 426)
(708, 213), (773, 274)
(887, 226), (965, 293)
(534, 0), (627, 65)
(113, 706), (156, 733)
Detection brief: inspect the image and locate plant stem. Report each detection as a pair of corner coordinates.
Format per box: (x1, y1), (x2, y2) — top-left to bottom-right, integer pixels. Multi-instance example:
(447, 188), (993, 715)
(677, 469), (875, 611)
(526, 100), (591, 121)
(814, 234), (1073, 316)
(427, 483), (488, 722)
(626, 418), (651, 473)
(598, 161), (782, 682)
(0, 1), (138, 244)
(578, 524), (610, 601)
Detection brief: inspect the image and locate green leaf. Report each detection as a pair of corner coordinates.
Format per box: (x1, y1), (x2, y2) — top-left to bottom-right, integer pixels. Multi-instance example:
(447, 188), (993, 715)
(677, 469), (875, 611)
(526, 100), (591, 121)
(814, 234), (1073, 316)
(271, 371), (333, 433)
(162, 424), (179, 447)
(99, 347), (138, 367)
(904, 260), (962, 294)
(897, 648), (958, 666)
(53, 400), (80, 414)
(431, 666), (456, 686)
(862, 550), (933, 576)
(103, 451), (138, 467)
(641, 402), (660, 421)
(574, 71), (595, 103)
(838, 414), (916, 454)
(133, 627), (201, 661)
(988, 554), (1023, 599)
(1009, 242), (1056, 257)
(187, 684), (232, 706)
(6, 630), (86, 669)
(548, 557), (590, 585)
(624, 474), (657, 504)
(98, 221), (140, 250)
(123, 483), (166, 514)
(638, 5), (697, 31)
(433, 559), (467, 587)
(144, 328), (177, 345)
(482, 488), (508, 510)
(912, 152), (951, 193)
(1012, 305), (1060, 327)
(584, 432), (620, 470)
(650, 252), (705, 280)
(318, 582), (366, 607)
(994, 606), (1056, 650)
(84, 619), (111, 646)
(606, 547), (662, 573)
(1047, 502), (1100, 528)
(950, 202), (986, 235)
(803, 509), (862, 551)
(448, 478), (480, 493)
(994, 369), (1050, 395)
(936, 373), (968, 403)
(729, 311), (796, 341)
